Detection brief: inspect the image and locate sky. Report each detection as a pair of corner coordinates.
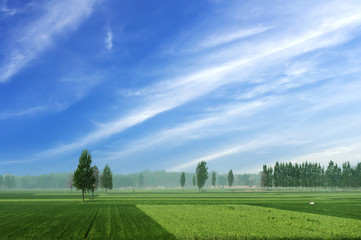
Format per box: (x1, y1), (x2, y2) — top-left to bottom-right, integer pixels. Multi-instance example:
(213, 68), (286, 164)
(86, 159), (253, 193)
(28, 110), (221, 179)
(1, 0), (361, 175)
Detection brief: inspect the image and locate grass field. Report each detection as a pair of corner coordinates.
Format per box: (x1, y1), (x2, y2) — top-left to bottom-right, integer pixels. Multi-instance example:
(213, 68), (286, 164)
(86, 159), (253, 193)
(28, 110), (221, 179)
(0, 189), (361, 239)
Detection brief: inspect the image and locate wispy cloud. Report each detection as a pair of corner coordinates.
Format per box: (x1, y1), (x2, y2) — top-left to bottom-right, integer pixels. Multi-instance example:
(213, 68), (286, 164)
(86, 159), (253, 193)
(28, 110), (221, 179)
(166, 136), (294, 172)
(105, 27), (113, 51)
(0, 0), (17, 16)
(0, 106), (45, 120)
(287, 142), (361, 167)
(37, 4), (361, 160)
(97, 98), (276, 161)
(199, 26), (270, 49)
(0, 0), (99, 83)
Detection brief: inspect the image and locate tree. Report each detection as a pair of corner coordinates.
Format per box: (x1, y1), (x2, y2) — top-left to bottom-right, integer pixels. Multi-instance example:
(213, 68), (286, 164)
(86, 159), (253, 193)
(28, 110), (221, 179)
(218, 176), (227, 186)
(137, 172), (145, 188)
(228, 169), (234, 188)
(3, 174), (15, 189)
(73, 149), (95, 201)
(0, 175), (3, 187)
(196, 161), (208, 192)
(261, 165), (267, 188)
(192, 175), (196, 187)
(91, 165), (100, 200)
(66, 173), (73, 192)
(211, 171), (216, 187)
(180, 172), (185, 188)
(101, 164), (113, 193)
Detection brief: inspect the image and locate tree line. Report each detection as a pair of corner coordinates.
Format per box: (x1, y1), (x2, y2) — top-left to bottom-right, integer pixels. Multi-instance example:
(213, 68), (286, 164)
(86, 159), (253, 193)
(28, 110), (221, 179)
(261, 161), (361, 189)
(0, 169), (260, 189)
(179, 161), (260, 192)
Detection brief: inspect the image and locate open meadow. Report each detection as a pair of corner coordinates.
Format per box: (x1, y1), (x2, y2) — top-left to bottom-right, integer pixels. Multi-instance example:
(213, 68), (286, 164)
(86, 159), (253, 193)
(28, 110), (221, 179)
(1, 190), (361, 239)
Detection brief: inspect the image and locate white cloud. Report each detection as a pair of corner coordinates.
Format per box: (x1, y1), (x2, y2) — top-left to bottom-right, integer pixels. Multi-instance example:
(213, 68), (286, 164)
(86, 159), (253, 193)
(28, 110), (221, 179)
(166, 136), (291, 172)
(199, 26), (270, 49)
(105, 28), (113, 51)
(96, 98), (276, 161)
(36, 6), (361, 159)
(0, 0), (99, 83)
(287, 143), (361, 167)
(0, 0), (17, 16)
(0, 106), (45, 120)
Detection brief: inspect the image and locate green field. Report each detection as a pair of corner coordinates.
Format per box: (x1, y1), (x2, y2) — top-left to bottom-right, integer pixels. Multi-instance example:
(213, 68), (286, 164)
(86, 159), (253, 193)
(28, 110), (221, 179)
(1, 190), (361, 239)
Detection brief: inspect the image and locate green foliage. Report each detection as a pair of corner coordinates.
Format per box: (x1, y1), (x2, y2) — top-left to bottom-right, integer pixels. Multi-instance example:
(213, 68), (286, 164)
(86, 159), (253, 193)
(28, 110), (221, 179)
(137, 172), (145, 188)
(101, 164), (113, 192)
(92, 165), (100, 191)
(211, 172), (216, 187)
(3, 174), (16, 188)
(73, 149), (95, 201)
(227, 169), (234, 187)
(180, 172), (185, 187)
(196, 161), (208, 192)
(0, 175), (3, 186)
(218, 175), (226, 186)
(192, 175), (196, 187)
(263, 160), (361, 189)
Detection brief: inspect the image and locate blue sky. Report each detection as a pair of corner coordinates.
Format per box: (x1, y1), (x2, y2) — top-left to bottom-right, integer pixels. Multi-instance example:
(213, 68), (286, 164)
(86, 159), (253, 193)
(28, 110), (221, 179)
(1, 0), (361, 175)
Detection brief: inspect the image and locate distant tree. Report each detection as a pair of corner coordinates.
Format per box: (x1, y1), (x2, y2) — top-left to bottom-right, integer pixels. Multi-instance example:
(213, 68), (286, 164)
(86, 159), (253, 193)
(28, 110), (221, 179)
(228, 169), (234, 188)
(196, 161), (208, 192)
(91, 165), (100, 200)
(137, 172), (145, 188)
(341, 161), (352, 188)
(211, 172), (216, 187)
(0, 175), (3, 187)
(180, 172), (185, 188)
(66, 173), (73, 192)
(101, 164), (113, 193)
(326, 161), (336, 188)
(218, 176), (227, 186)
(261, 165), (267, 188)
(192, 175), (196, 187)
(3, 174), (16, 189)
(73, 149), (95, 201)
(273, 161), (280, 188)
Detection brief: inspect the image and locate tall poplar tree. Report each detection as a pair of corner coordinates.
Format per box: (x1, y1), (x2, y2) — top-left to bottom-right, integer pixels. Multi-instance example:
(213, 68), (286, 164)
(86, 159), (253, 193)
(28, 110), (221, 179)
(196, 161), (208, 192)
(101, 164), (113, 193)
(91, 165), (100, 200)
(180, 172), (185, 188)
(211, 171), (216, 187)
(228, 169), (234, 188)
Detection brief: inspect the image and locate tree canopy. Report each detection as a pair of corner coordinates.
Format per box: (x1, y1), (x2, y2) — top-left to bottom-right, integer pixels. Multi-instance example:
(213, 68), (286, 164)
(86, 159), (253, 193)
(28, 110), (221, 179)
(180, 172), (185, 187)
(91, 165), (100, 200)
(196, 161), (208, 192)
(101, 164), (113, 193)
(228, 169), (234, 188)
(211, 171), (216, 187)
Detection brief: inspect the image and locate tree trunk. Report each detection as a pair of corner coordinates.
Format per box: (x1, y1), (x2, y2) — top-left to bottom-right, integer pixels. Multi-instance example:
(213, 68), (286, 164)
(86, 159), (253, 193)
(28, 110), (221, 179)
(82, 189), (84, 202)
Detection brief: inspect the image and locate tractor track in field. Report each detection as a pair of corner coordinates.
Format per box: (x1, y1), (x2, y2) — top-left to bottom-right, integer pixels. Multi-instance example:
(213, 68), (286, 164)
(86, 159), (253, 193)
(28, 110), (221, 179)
(85, 208), (99, 239)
